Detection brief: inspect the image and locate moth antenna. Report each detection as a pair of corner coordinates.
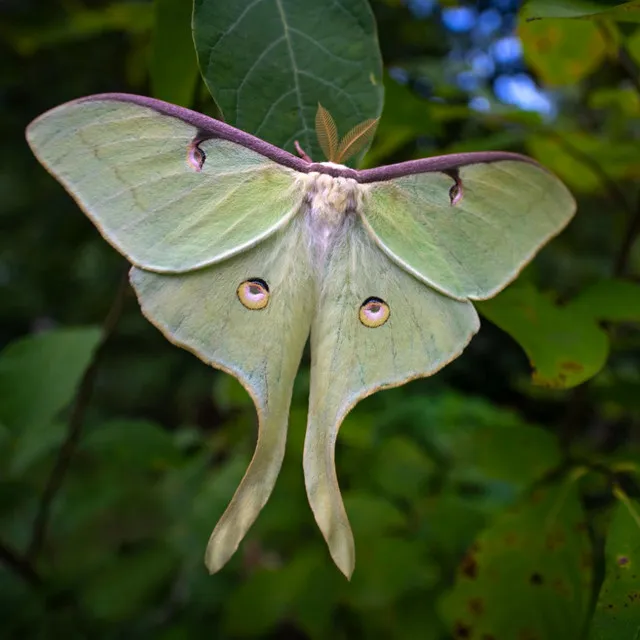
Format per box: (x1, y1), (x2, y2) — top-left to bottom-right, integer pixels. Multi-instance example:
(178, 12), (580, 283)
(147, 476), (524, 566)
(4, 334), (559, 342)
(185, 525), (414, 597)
(335, 117), (379, 164)
(315, 103), (339, 162)
(294, 140), (312, 163)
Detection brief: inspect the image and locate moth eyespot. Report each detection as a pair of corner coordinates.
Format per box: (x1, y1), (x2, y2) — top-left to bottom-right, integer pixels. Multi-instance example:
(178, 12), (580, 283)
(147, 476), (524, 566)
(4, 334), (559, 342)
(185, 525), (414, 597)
(449, 182), (463, 206)
(187, 142), (206, 172)
(237, 278), (270, 310)
(359, 297), (390, 328)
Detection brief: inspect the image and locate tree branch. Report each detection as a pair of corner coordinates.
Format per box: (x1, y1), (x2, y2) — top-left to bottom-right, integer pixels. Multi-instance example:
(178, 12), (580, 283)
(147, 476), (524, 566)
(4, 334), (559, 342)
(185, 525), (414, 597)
(614, 194), (640, 277)
(0, 539), (41, 588)
(27, 268), (130, 560)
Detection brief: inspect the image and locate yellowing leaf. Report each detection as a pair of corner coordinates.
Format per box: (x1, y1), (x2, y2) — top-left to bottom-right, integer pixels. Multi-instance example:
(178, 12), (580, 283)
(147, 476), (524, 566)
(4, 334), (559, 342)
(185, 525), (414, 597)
(519, 18), (607, 85)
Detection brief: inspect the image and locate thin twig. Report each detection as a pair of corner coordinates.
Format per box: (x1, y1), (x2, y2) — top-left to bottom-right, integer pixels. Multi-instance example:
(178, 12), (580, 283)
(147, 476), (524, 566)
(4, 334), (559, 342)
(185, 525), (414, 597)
(0, 539), (42, 587)
(27, 268), (130, 560)
(618, 44), (640, 95)
(614, 195), (640, 277)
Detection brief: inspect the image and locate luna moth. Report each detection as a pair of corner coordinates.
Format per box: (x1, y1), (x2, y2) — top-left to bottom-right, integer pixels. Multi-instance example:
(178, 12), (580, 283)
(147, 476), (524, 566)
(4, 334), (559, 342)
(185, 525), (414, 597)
(26, 93), (575, 578)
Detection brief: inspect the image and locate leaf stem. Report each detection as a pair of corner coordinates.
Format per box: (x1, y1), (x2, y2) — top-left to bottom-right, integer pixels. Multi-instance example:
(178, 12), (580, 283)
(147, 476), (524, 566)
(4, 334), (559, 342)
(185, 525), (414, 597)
(0, 539), (42, 588)
(27, 268), (130, 560)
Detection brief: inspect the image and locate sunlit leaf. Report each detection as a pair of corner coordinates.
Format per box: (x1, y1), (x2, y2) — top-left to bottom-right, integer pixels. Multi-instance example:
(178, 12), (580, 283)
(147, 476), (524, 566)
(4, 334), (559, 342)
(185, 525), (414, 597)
(519, 18), (608, 85)
(521, 0), (640, 21)
(477, 282), (609, 388)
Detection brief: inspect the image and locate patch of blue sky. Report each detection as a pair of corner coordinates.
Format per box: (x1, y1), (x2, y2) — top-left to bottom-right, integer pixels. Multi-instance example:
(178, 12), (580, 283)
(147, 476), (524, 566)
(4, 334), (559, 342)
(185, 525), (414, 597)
(468, 50), (495, 78)
(442, 6), (477, 32)
(469, 96), (491, 112)
(491, 36), (523, 64)
(406, 0), (437, 19)
(476, 9), (502, 37)
(494, 73), (556, 117)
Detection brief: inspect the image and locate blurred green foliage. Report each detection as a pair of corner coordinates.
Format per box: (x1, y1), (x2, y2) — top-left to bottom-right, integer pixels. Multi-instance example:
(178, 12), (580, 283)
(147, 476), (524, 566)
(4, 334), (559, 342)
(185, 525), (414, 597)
(1, 0), (639, 638)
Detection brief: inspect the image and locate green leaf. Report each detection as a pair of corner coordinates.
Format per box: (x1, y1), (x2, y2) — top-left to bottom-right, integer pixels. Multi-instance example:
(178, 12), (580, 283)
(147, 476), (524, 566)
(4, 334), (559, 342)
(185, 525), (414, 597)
(477, 282), (609, 388)
(432, 417), (562, 491)
(151, 0), (200, 107)
(418, 493), (489, 568)
(224, 550), (325, 636)
(526, 132), (640, 193)
(589, 494), (640, 639)
(567, 280), (640, 322)
(7, 420), (66, 477)
(343, 492), (406, 537)
(82, 544), (177, 621)
(439, 478), (592, 640)
(346, 536), (439, 609)
(4, 3), (153, 55)
(521, 0), (640, 21)
(589, 87), (640, 117)
(519, 17), (608, 85)
(370, 435), (437, 501)
(81, 419), (182, 469)
(0, 327), (102, 431)
(379, 392), (561, 491)
(193, 0), (384, 162)
(629, 27), (640, 63)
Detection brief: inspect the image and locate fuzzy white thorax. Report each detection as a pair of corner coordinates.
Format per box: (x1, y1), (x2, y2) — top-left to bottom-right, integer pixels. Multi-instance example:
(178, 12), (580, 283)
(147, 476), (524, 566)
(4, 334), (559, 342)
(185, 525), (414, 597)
(298, 169), (364, 265)
(302, 170), (363, 225)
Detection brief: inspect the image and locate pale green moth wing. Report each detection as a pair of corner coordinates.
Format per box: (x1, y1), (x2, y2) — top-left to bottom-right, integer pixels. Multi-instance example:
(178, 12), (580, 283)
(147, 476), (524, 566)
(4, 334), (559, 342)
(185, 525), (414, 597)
(25, 95), (305, 273)
(361, 159), (576, 300)
(304, 216), (479, 578)
(26, 95), (577, 578)
(130, 217), (314, 572)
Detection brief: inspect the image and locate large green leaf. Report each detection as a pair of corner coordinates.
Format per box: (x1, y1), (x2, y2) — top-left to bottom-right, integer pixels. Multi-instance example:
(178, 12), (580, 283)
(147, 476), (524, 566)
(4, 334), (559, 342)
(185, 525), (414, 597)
(477, 282), (609, 388)
(521, 0), (640, 21)
(151, 0), (200, 107)
(0, 327), (102, 431)
(439, 479), (592, 640)
(589, 494), (640, 639)
(193, 0), (384, 162)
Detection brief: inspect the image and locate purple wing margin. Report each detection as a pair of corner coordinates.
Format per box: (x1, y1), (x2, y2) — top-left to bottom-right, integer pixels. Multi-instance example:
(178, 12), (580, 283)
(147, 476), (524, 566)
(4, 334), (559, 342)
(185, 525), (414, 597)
(77, 93), (541, 182)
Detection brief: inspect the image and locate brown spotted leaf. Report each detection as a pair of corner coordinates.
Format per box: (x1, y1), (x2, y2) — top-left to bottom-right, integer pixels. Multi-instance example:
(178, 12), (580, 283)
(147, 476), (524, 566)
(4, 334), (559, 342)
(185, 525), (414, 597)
(589, 493), (640, 639)
(439, 478), (592, 640)
(476, 281), (609, 388)
(315, 103), (339, 162)
(335, 117), (379, 164)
